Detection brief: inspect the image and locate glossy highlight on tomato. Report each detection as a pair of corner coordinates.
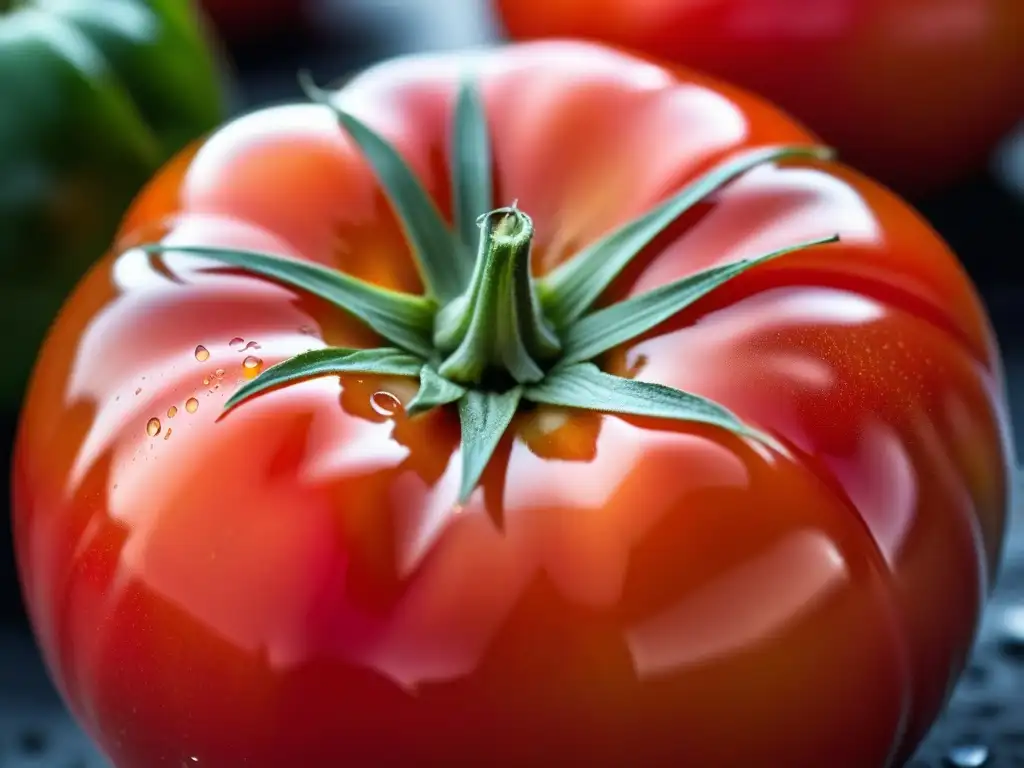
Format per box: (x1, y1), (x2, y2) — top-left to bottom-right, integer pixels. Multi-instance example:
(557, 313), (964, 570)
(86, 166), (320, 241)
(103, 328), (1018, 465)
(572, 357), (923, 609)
(12, 40), (1013, 767)
(496, 0), (1024, 194)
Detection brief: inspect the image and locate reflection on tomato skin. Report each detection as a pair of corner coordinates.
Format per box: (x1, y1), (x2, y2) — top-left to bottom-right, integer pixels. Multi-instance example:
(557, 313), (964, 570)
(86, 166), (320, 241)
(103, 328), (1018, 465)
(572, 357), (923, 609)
(13, 41), (1010, 767)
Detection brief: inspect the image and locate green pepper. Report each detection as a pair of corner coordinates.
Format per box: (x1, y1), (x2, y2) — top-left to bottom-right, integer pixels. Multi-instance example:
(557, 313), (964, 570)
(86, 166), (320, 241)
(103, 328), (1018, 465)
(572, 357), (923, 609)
(0, 0), (225, 407)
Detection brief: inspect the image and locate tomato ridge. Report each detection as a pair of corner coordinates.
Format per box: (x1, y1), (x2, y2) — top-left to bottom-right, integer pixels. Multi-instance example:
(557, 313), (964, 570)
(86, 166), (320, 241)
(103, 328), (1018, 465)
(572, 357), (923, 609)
(139, 74), (842, 503)
(539, 144), (835, 327)
(298, 70), (474, 303)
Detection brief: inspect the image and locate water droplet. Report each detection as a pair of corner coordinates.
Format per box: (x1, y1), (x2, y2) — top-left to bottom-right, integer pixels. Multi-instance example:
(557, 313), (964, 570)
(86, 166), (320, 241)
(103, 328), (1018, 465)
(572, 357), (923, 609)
(370, 391), (401, 417)
(945, 743), (990, 767)
(146, 417), (161, 437)
(202, 376), (211, 386)
(135, 387), (142, 395)
(999, 605), (1024, 660)
(243, 340), (261, 351)
(185, 397), (199, 414)
(194, 345), (210, 362)
(167, 405), (177, 418)
(163, 427), (173, 441)
(229, 337), (245, 350)
(215, 368), (225, 379)
(241, 356), (263, 379)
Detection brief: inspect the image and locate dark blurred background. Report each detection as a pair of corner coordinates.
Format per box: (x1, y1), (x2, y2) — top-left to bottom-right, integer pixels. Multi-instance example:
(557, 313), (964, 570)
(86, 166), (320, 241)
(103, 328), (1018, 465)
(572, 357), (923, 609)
(1, 1), (1023, 765)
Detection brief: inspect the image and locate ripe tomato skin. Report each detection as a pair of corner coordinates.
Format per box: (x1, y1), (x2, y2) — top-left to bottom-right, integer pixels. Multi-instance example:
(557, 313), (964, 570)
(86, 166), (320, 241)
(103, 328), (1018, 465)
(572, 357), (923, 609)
(495, 0), (1024, 194)
(13, 41), (1011, 767)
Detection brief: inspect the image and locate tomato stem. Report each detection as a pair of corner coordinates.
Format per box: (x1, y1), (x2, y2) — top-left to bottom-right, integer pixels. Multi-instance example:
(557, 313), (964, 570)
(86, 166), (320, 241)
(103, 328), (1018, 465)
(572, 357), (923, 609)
(434, 205), (561, 386)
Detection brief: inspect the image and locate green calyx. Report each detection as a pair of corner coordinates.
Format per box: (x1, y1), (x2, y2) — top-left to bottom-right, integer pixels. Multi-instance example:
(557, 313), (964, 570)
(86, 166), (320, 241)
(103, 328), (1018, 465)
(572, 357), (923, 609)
(434, 205), (561, 386)
(140, 73), (840, 503)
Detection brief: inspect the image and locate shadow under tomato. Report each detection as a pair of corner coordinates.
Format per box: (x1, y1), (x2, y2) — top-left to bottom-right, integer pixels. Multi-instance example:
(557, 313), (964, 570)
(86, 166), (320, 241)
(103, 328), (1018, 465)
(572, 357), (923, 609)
(914, 170), (1023, 293)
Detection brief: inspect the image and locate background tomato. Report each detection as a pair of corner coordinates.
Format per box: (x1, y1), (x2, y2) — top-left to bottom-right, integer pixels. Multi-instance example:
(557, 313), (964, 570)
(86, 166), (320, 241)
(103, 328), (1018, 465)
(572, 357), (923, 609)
(199, 0), (305, 42)
(13, 40), (1012, 766)
(494, 0), (1024, 196)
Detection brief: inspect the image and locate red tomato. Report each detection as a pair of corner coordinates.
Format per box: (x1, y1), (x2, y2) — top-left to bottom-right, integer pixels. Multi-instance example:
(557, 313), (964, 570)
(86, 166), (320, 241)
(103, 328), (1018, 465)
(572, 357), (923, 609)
(496, 0), (1024, 195)
(13, 41), (1012, 767)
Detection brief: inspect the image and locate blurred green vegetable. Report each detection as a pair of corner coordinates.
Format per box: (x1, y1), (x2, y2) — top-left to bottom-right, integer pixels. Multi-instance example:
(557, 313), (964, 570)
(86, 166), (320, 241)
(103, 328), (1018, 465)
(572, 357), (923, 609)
(0, 0), (225, 407)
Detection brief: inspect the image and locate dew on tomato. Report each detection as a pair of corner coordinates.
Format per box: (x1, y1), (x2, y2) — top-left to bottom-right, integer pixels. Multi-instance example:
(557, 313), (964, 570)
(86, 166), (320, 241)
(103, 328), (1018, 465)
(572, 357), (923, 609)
(194, 345), (210, 362)
(145, 417), (161, 437)
(370, 391), (401, 417)
(167, 406), (178, 419)
(185, 397), (199, 414)
(241, 356), (263, 378)
(229, 337), (245, 350)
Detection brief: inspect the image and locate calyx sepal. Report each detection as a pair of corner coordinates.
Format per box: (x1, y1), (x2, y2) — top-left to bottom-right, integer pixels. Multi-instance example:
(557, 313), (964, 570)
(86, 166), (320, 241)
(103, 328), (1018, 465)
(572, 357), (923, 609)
(140, 73), (840, 502)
